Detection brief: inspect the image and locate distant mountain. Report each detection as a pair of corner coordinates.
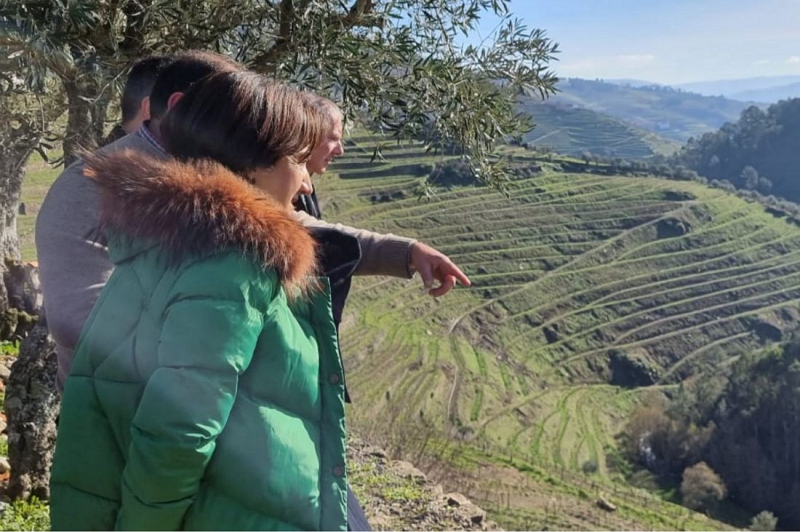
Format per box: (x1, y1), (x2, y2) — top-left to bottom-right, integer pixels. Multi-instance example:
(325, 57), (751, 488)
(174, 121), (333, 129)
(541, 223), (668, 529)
(541, 78), (752, 142)
(605, 78), (664, 88)
(727, 82), (800, 103)
(677, 75), (800, 99)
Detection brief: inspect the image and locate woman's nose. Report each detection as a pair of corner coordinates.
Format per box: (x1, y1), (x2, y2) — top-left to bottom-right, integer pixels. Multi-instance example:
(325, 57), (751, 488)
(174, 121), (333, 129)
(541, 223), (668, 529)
(298, 180), (313, 196)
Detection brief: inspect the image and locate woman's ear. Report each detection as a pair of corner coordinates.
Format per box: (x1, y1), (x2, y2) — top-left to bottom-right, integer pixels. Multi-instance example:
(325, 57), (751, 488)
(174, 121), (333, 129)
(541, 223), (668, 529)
(166, 91), (185, 110)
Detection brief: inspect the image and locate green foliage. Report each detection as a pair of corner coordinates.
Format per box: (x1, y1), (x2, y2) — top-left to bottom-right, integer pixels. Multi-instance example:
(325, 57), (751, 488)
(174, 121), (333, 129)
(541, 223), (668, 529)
(741, 166), (759, 191)
(623, 402), (714, 479)
(0, 498), (50, 532)
(673, 99), (800, 203)
(681, 462), (726, 511)
(380, 482), (424, 503)
(625, 339), (800, 528)
(348, 461), (424, 503)
(0, 0), (559, 187)
(0, 340), (19, 356)
(581, 459), (598, 475)
(429, 160), (478, 189)
(680, 462), (726, 513)
(705, 342), (800, 527)
(749, 510), (778, 531)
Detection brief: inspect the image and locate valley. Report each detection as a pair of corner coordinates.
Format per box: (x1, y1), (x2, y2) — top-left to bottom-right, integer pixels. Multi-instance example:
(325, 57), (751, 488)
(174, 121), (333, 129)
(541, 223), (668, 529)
(319, 133), (800, 529)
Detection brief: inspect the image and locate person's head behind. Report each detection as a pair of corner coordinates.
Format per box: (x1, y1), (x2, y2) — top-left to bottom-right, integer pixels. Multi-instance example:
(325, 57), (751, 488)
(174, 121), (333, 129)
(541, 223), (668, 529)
(306, 95), (344, 175)
(148, 51), (243, 122)
(120, 55), (173, 134)
(160, 71), (323, 210)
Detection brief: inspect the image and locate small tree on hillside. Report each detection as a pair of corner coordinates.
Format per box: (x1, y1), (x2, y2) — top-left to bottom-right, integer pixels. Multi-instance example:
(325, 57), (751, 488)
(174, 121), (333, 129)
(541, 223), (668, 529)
(741, 166), (759, 190)
(750, 510), (778, 531)
(680, 462), (726, 513)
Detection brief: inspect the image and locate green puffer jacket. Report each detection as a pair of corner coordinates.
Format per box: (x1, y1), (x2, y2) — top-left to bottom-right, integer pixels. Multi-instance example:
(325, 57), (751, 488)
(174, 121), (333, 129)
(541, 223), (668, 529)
(49, 151), (348, 531)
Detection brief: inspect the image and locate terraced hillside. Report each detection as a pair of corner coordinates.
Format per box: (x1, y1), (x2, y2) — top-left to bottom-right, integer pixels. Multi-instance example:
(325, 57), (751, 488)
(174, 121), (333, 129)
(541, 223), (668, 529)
(19, 134), (784, 529)
(534, 78), (753, 143)
(318, 134), (800, 529)
(520, 102), (679, 158)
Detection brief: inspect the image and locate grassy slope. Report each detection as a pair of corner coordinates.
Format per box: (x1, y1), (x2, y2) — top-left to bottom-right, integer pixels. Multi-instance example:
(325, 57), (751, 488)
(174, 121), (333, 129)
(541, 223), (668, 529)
(520, 101), (681, 158)
(19, 154), (60, 262)
(536, 78), (752, 143)
(318, 133), (800, 530)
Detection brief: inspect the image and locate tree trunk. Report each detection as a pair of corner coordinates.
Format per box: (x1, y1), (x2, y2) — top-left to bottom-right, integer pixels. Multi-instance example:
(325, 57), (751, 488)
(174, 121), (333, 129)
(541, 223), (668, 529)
(63, 76), (108, 166)
(5, 319), (59, 501)
(0, 146), (34, 340)
(0, 145), (31, 262)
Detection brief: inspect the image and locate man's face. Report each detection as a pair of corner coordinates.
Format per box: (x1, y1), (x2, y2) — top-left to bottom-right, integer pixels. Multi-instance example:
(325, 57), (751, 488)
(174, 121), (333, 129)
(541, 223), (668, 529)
(307, 115), (344, 175)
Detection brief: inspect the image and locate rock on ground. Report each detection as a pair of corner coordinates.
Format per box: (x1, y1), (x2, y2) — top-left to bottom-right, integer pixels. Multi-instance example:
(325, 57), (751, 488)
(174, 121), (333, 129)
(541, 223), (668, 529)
(347, 436), (500, 531)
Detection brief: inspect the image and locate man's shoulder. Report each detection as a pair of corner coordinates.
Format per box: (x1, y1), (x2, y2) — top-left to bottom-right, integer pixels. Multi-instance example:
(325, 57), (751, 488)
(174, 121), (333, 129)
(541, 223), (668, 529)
(48, 134), (162, 198)
(37, 134), (164, 235)
(96, 132), (158, 157)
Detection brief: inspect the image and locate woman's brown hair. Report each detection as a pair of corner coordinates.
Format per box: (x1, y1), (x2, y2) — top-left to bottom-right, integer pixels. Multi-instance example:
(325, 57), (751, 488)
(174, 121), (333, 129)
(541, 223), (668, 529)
(159, 71), (324, 177)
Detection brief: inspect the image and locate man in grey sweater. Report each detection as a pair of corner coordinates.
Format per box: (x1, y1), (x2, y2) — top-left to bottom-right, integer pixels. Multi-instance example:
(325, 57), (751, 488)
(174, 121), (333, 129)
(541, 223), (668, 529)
(37, 51), (469, 390)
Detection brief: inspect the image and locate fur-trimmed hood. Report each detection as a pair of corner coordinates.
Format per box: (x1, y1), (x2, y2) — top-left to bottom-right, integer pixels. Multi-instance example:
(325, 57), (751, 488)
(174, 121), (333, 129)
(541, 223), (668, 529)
(83, 149), (317, 291)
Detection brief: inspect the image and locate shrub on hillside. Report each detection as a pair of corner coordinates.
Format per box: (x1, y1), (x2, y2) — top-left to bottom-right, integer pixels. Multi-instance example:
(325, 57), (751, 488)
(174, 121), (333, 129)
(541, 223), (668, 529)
(750, 511), (778, 531)
(415, 163), (436, 177)
(622, 402), (713, 478)
(680, 462), (726, 513)
(428, 160), (478, 188)
(581, 460), (598, 475)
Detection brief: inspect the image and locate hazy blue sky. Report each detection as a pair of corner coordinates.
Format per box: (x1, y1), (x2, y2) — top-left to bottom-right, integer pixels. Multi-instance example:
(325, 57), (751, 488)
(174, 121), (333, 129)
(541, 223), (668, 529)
(472, 0), (800, 84)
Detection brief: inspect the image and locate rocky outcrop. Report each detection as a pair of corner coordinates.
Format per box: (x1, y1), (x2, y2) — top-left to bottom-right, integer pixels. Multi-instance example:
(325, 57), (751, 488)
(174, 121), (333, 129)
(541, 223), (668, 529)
(348, 437), (499, 531)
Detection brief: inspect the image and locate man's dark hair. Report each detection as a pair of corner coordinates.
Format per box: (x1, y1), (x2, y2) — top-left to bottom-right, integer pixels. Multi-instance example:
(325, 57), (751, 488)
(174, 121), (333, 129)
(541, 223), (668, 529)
(160, 71), (323, 177)
(120, 56), (173, 125)
(149, 51), (242, 119)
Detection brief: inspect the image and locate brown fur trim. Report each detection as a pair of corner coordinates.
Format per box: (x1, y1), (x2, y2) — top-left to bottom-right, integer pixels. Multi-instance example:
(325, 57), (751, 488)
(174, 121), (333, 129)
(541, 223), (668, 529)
(83, 149), (317, 293)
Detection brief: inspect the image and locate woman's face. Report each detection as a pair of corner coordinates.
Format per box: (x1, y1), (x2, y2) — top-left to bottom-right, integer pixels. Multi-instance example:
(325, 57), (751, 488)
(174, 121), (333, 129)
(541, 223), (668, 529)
(250, 157), (313, 210)
(307, 115), (344, 175)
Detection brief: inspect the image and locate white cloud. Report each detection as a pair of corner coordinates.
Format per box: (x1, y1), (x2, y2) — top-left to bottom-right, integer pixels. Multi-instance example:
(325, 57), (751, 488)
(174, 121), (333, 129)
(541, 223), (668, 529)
(613, 54), (657, 65)
(559, 54), (656, 77)
(787, 56), (800, 64)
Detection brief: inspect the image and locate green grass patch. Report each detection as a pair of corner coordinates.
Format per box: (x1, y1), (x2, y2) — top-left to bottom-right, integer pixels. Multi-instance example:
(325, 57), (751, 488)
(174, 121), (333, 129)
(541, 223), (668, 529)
(0, 498), (50, 532)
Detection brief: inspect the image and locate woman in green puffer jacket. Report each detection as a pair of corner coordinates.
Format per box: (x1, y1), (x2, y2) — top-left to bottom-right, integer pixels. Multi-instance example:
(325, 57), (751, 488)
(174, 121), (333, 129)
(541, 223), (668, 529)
(49, 71), (349, 531)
